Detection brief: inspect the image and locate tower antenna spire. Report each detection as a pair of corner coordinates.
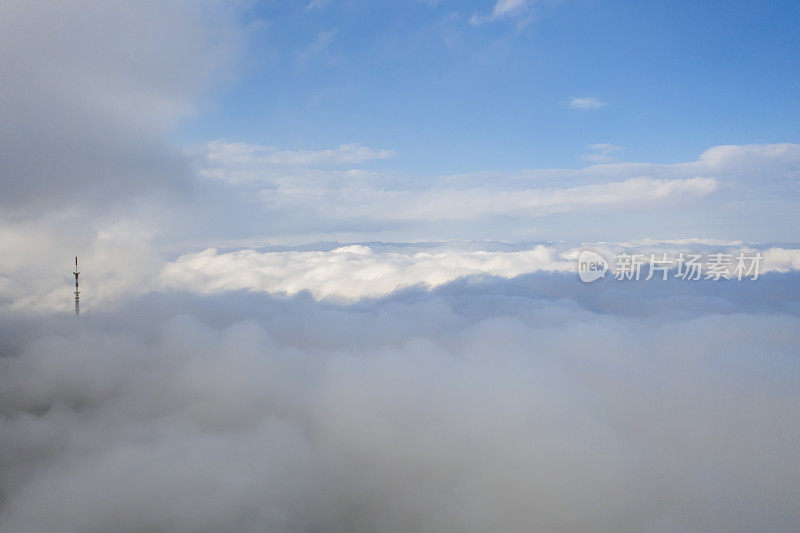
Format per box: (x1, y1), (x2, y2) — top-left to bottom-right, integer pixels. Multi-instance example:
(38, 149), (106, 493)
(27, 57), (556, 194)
(73, 256), (80, 315)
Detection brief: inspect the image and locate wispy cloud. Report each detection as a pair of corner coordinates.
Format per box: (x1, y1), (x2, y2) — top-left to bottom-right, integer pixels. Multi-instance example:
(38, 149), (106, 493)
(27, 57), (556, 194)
(568, 96), (607, 110)
(256, 176), (719, 222)
(470, 0), (531, 26)
(196, 141), (396, 182)
(182, 141), (800, 243)
(304, 0), (330, 11)
(295, 28), (338, 65)
(582, 143), (624, 163)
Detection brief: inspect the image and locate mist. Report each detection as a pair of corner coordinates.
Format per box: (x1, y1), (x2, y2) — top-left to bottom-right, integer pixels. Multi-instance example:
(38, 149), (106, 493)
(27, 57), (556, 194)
(2, 276), (799, 532)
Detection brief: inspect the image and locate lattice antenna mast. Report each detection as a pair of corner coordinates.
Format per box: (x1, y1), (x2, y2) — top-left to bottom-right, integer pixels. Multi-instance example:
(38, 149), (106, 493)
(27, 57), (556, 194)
(73, 256), (80, 315)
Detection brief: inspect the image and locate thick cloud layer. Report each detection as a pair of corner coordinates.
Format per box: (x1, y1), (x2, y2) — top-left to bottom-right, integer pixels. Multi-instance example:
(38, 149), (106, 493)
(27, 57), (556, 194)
(5, 238), (800, 312)
(161, 242), (800, 301)
(0, 0), (240, 212)
(1, 275), (799, 532)
(161, 243), (570, 300)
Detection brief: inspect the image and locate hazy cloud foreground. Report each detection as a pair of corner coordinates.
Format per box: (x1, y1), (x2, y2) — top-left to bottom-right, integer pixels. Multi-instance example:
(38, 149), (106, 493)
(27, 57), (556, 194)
(1, 2), (799, 532)
(2, 275), (800, 532)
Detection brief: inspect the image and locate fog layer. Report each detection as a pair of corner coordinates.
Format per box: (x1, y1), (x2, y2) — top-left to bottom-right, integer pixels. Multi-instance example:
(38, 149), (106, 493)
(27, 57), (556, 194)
(1, 276), (798, 532)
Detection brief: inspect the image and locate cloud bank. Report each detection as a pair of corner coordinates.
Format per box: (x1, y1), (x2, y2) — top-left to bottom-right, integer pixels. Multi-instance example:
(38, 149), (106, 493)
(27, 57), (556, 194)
(1, 275), (799, 532)
(161, 244), (569, 300)
(159, 241), (800, 302)
(5, 238), (800, 313)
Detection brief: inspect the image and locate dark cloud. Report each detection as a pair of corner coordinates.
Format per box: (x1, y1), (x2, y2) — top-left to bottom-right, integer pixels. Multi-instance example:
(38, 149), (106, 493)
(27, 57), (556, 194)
(0, 1), (240, 213)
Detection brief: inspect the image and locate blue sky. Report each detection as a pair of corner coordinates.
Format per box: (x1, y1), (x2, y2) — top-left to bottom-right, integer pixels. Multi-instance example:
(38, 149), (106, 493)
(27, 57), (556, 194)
(178, 0), (800, 174)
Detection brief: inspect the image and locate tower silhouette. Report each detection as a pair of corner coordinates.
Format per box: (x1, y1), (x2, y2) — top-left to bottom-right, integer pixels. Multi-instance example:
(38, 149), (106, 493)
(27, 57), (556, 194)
(73, 257), (80, 315)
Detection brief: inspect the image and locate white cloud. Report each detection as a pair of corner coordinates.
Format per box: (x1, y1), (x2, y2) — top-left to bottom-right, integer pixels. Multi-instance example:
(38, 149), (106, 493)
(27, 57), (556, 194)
(158, 240), (800, 303)
(588, 143), (622, 151)
(760, 247), (800, 272)
(304, 0), (331, 11)
(197, 141), (396, 183)
(613, 237), (745, 247)
(470, 0), (531, 26)
(698, 143), (800, 176)
(6, 233), (800, 313)
(582, 143), (624, 163)
(493, 0), (528, 17)
(257, 176), (718, 222)
(161, 244), (570, 300)
(186, 141), (800, 241)
(569, 96), (608, 110)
